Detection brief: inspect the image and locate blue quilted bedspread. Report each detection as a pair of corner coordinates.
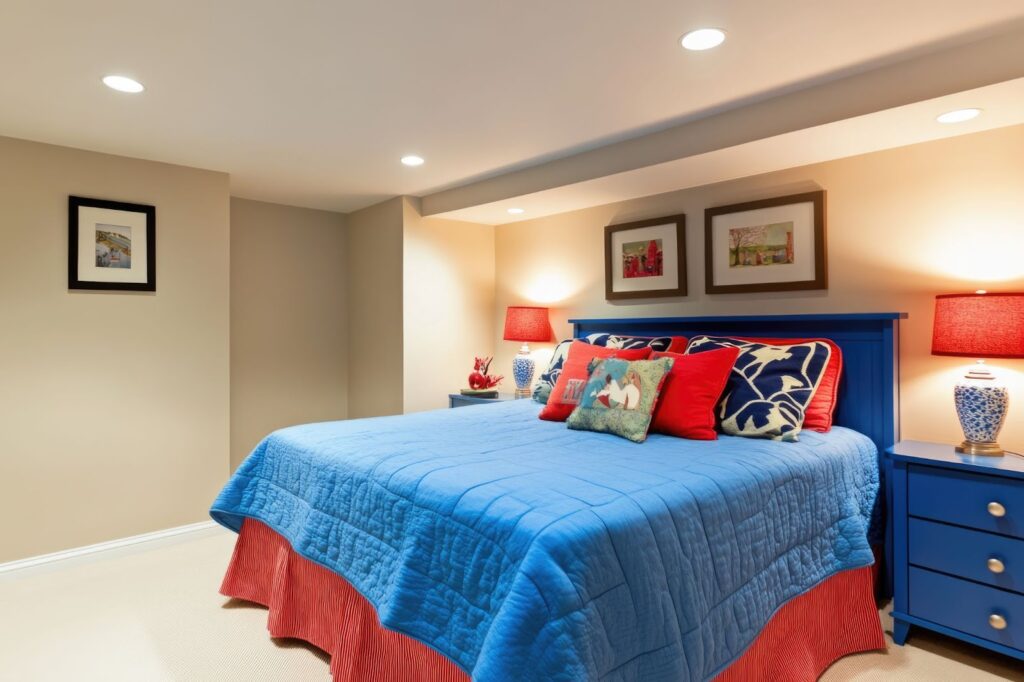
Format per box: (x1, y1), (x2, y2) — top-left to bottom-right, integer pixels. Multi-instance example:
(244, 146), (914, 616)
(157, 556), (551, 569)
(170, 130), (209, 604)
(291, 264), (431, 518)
(211, 399), (878, 681)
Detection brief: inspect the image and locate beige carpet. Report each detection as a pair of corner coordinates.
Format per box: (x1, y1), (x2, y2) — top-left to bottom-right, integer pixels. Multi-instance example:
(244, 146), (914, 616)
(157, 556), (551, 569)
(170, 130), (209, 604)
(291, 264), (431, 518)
(0, 528), (1020, 681)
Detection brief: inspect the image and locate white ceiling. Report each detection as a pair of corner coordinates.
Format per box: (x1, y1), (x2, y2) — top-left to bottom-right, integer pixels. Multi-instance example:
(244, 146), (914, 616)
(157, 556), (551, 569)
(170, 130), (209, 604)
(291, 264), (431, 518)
(1, 1), (1023, 213)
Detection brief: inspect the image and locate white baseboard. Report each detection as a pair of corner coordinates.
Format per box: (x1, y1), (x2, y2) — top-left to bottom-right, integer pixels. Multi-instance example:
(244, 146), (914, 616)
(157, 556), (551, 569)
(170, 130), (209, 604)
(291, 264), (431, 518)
(0, 520), (222, 577)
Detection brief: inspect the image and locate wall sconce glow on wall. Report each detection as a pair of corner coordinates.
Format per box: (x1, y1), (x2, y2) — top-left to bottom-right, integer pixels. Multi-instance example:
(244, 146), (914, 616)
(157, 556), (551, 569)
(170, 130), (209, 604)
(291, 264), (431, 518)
(931, 291), (1024, 456)
(524, 272), (575, 304)
(927, 221), (1024, 284)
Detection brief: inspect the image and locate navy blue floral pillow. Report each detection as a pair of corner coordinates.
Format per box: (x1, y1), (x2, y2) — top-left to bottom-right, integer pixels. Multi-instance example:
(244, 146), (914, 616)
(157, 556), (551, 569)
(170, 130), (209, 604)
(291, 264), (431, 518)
(686, 336), (832, 441)
(532, 334), (677, 403)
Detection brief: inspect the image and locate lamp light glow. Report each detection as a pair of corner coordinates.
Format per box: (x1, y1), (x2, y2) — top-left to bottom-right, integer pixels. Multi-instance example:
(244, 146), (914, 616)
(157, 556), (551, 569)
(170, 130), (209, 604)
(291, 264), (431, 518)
(524, 272), (574, 304)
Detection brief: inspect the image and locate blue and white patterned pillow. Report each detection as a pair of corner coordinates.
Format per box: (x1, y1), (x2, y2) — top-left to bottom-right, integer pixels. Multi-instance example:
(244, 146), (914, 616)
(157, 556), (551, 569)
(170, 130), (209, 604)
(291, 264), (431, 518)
(532, 334), (677, 403)
(686, 336), (832, 442)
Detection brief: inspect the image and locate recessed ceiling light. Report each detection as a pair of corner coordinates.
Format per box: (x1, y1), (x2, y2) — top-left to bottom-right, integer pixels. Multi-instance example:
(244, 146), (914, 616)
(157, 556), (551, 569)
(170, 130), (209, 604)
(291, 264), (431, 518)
(936, 108), (981, 124)
(507, 208), (525, 215)
(401, 155), (425, 166)
(102, 75), (145, 93)
(680, 28), (726, 51)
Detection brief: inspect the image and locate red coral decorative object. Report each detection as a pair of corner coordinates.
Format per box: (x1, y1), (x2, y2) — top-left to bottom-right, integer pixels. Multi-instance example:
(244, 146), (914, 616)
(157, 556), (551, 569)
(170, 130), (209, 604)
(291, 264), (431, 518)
(468, 357), (503, 389)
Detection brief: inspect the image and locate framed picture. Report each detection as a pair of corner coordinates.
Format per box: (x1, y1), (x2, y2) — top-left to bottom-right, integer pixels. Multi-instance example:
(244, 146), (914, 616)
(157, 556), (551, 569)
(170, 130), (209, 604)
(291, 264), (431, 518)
(68, 196), (156, 292)
(704, 190), (826, 294)
(604, 214), (686, 300)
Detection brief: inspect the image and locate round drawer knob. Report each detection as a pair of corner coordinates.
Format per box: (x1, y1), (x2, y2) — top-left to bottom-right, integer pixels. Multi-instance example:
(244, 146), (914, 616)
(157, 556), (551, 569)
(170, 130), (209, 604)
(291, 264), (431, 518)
(988, 557), (1006, 574)
(989, 613), (1008, 630)
(988, 501), (1007, 518)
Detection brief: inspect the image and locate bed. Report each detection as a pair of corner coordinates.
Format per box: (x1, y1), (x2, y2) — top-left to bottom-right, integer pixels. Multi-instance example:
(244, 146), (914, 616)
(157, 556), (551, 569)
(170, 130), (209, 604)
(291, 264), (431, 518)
(211, 313), (904, 681)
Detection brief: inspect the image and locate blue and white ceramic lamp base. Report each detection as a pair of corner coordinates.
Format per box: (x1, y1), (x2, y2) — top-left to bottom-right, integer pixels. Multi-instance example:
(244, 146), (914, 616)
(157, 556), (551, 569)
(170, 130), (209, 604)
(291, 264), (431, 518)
(511, 345), (535, 399)
(954, 364), (1009, 456)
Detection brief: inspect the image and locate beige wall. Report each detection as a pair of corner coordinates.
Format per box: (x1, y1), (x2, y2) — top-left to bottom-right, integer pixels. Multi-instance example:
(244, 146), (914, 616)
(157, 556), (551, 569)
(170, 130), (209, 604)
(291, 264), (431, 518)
(230, 198), (348, 470)
(0, 136), (230, 562)
(495, 125), (1024, 453)
(345, 197), (405, 418)
(403, 199), (494, 412)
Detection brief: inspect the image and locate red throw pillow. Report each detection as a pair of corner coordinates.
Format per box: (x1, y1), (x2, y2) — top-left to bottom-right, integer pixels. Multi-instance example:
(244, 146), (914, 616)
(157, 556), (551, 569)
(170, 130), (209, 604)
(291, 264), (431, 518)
(714, 336), (843, 433)
(665, 336), (689, 353)
(649, 348), (739, 440)
(539, 341), (653, 422)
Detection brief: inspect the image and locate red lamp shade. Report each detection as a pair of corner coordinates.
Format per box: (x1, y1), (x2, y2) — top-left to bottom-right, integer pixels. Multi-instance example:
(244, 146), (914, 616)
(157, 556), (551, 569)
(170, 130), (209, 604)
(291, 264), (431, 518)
(503, 306), (551, 343)
(932, 292), (1024, 359)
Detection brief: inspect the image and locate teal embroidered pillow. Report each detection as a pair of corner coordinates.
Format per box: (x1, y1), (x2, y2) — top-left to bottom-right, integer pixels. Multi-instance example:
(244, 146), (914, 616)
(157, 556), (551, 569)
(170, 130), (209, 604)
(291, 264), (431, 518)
(566, 357), (674, 443)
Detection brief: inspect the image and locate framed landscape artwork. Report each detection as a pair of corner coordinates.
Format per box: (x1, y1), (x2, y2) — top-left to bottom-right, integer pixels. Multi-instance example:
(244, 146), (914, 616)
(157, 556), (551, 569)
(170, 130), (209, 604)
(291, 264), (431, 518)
(704, 190), (826, 294)
(604, 214), (686, 300)
(68, 196), (156, 292)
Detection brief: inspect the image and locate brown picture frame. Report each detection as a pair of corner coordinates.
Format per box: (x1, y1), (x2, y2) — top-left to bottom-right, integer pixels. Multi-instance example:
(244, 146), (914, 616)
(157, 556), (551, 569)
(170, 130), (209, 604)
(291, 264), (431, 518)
(604, 214), (687, 300)
(704, 190), (826, 295)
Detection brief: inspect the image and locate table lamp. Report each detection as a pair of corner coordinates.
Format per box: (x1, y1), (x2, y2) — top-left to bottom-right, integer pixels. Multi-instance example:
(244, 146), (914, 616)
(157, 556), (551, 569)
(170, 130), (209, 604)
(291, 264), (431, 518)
(503, 306), (552, 398)
(931, 291), (1024, 456)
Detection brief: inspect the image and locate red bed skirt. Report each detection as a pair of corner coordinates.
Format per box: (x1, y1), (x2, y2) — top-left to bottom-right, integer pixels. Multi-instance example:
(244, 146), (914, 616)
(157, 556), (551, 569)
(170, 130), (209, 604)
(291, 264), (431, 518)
(221, 519), (884, 681)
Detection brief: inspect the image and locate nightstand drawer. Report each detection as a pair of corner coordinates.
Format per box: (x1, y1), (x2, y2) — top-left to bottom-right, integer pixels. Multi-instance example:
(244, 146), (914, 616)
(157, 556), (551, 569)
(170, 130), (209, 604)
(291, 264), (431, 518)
(910, 567), (1024, 650)
(909, 518), (1024, 594)
(909, 465), (1024, 539)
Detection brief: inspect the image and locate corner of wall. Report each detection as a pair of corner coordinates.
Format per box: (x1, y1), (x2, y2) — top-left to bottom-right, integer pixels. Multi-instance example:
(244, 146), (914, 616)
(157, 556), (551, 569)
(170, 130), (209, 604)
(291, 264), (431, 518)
(401, 201), (496, 413)
(345, 197), (405, 418)
(229, 197), (349, 471)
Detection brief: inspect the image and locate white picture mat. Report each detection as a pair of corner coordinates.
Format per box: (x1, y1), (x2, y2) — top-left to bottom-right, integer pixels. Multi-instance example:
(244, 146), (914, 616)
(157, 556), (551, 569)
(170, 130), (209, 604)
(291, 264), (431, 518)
(76, 205), (149, 284)
(710, 201), (815, 287)
(610, 222), (679, 293)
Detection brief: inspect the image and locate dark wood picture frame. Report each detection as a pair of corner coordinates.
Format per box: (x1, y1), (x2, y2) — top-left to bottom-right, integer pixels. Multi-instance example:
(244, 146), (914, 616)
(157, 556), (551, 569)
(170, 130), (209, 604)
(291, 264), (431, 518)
(704, 190), (826, 295)
(604, 214), (687, 300)
(69, 195), (156, 292)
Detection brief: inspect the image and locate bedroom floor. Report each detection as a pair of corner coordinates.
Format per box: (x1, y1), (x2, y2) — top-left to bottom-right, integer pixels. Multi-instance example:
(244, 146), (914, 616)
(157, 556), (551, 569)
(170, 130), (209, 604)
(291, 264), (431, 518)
(0, 528), (1020, 682)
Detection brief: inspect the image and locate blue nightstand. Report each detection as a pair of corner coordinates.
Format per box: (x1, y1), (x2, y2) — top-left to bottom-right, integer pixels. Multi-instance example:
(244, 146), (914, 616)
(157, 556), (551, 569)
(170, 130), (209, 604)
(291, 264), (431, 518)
(448, 393), (517, 409)
(888, 440), (1024, 662)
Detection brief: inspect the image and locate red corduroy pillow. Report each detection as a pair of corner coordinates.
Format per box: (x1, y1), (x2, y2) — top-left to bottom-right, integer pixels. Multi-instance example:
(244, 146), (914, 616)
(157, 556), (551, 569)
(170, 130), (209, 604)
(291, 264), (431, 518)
(539, 341), (653, 422)
(649, 348), (740, 440)
(665, 337), (690, 353)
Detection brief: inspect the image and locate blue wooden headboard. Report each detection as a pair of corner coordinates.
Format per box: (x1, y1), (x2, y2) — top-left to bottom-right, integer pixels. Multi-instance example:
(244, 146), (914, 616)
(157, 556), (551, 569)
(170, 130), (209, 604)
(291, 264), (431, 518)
(571, 313), (906, 455)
